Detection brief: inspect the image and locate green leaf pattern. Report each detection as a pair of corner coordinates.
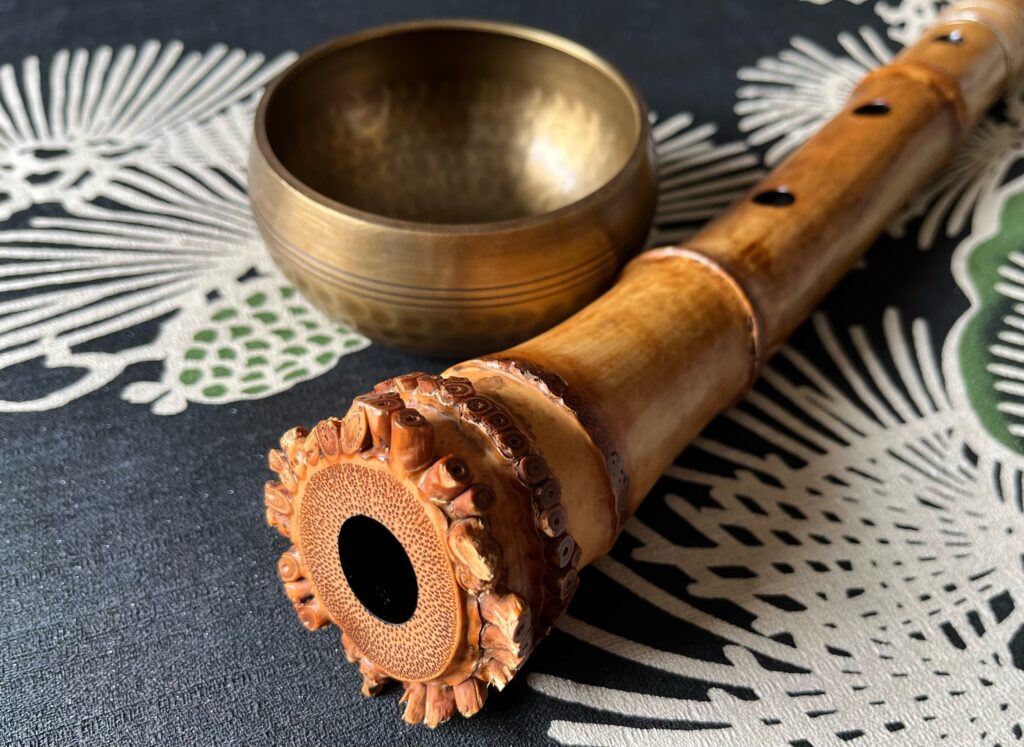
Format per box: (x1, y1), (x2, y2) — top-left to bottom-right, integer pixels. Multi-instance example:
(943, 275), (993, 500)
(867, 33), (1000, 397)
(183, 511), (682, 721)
(946, 174), (1024, 457)
(122, 278), (368, 414)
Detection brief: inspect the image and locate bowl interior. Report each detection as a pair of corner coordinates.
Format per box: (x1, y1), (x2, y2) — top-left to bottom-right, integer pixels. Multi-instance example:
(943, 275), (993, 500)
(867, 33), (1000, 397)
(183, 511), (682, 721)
(264, 25), (642, 225)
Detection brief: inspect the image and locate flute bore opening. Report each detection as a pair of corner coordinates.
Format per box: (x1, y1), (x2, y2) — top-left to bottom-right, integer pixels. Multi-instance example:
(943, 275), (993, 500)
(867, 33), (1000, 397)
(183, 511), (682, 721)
(935, 29), (964, 44)
(338, 514), (419, 625)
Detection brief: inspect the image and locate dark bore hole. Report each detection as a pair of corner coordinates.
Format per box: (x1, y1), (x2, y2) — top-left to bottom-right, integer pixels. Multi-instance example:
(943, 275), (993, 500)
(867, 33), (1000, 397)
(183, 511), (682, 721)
(935, 29), (964, 44)
(338, 515), (418, 624)
(853, 100), (891, 116)
(753, 188), (796, 207)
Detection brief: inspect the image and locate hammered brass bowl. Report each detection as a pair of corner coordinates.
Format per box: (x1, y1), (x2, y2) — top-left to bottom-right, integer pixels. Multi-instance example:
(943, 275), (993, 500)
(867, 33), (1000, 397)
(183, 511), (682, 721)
(249, 20), (656, 355)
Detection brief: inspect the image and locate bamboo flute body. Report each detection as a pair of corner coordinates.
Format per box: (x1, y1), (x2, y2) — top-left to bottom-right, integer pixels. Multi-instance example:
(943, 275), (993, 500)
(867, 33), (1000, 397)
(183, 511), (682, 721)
(263, 0), (1024, 726)
(454, 0), (1024, 561)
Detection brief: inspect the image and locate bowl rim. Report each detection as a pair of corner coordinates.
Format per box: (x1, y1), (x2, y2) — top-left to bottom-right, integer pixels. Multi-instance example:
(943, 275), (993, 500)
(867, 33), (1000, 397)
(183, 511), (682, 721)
(252, 18), (652, 235)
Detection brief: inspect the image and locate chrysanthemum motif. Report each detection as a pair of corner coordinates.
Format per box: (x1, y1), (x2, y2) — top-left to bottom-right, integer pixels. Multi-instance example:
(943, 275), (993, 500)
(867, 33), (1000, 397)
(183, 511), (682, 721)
(734, 27), (894, 167)
(0, 103), (367, 413)
(530, 309), (1024, 745)
(0, 41), (294, 220)
(875, 0), (946, 45)
(648, 112), (764, 247)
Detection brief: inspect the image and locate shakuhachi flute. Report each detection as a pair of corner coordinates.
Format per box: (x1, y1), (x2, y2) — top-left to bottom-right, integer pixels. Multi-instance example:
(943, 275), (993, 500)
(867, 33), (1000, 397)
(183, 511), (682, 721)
(262, 0), (1024, 727)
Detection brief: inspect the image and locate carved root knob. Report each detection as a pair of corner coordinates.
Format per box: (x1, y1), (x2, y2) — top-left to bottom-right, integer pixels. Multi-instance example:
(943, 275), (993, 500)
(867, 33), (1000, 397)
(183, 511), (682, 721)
(283, 578), (313, 604)
(548, 534), (576, 569)
(340, 406), (371, 455)
(357, 658), (391, 697)
(279, 425), (308, 461)
(302, 429), (321, 467)
(390, 408), (435, 475)
(448, 484), (496, 518)
(400, 683), (427, 725)
(356, 393), (403, 448)
(494, 429), (529, 459)
(438, 378), (473, 404)
(549, 568), (580, 604)
(537, 504), (567, 537)
(395, 371), (428, 391)
(341, 631), (360, 664)
(424, 683), (456, 728)
(477, 658), (514, 691)
(418, 454), (472, 502)
(486, 646), (524, 673)
(400, 681), (459, 728)
(264, 480), (292, 515)
(373, 372), (428, 393)
(481, 622), (529, 658)
(265, 507), (291, 539)
(448, 517), (500, 590)
(267, 449), (298, 493)
(453, 678), (488, 718)
(515, 454), (549, 485)
(533, 479), (560, 509)
(277, 547), (304, 582)
(480, 591), (528, 644)
(315, 418), (342, 460)
(296, 598), (329, 631)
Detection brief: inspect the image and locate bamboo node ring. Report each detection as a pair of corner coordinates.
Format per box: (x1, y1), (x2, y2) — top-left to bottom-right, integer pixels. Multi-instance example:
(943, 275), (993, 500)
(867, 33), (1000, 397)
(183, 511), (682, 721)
(855, 64), (969, 134)
(940, 0), (1024, 85)
(634, 246), (765, 389)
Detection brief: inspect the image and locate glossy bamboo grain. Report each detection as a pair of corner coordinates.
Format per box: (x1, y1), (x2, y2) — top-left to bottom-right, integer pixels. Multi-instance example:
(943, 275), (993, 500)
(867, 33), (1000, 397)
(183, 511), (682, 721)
(261, 0), (1024, 727)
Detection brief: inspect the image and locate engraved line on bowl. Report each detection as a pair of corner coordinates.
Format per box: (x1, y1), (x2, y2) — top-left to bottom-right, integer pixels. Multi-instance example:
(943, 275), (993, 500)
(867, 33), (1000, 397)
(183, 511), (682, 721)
(262, 239), (621, 311)
(253, 209), (625, 303)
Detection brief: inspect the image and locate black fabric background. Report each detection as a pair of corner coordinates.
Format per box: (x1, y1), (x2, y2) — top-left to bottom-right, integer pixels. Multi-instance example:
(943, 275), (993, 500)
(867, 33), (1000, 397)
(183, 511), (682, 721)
(0, 1), (959, 745)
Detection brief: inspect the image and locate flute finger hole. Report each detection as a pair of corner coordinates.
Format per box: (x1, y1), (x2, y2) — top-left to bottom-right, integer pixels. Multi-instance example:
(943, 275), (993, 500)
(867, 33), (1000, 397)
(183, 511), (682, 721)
(853, 101), (890, 116)
(934, 29), (964, 44)
(753, 188), (796, 207)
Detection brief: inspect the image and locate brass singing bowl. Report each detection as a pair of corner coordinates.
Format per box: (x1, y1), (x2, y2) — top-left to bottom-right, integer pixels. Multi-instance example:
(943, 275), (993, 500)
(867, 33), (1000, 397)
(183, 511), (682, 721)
(249, 20), (657, 356)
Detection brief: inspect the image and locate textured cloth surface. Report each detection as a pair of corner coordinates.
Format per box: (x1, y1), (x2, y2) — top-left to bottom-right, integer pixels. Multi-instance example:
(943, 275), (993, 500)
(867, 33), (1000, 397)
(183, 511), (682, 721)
(3, 0), (1024, 745)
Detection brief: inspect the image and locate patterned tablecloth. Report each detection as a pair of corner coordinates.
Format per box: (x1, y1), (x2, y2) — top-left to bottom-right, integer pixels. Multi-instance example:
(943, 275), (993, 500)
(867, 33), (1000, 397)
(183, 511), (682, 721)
(2, 0), (1022, 744)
